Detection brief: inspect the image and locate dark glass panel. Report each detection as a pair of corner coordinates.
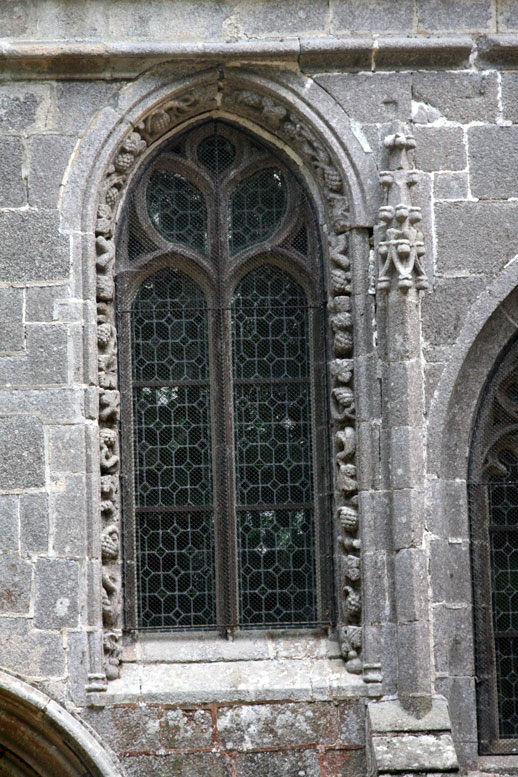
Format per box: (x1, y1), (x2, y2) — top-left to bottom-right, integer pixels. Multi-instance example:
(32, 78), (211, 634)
(237, 508), (316, 626)
(146, 169), (207, 253)
(229, 168), (287, 255)
(197, 134), (236, 177)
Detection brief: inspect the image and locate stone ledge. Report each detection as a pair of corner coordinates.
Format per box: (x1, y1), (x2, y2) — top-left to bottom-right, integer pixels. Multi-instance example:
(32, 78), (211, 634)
(477, 34), (518, 66)
(87, 657), (381, 707)
(0, 34), (479, 77)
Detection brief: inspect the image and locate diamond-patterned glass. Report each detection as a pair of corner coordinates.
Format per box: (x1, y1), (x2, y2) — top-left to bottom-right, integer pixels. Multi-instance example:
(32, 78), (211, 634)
(131, 268), (215, 628)
(232, 266), (316, 626)
(198, 134), (235, 177)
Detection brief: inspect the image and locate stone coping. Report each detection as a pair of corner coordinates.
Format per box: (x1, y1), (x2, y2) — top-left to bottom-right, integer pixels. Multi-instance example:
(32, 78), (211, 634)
(0, 34), (493, 77)
(87, 656), (381, 707)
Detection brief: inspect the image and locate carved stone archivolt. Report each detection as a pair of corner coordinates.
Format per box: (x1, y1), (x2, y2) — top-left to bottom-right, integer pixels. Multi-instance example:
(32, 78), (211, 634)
(375, 128), (429, 293)
(93, 72), (361, 679)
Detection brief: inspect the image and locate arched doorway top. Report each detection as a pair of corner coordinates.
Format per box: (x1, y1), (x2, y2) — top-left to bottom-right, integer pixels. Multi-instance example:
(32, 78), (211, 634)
(0, 670), (122, 777)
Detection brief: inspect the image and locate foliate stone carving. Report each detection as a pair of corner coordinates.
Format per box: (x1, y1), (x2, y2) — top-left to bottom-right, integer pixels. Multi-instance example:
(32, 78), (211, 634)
(93, 76), (358, 681)
(328, 233), (361, 673)
(376, 129), (429, 292)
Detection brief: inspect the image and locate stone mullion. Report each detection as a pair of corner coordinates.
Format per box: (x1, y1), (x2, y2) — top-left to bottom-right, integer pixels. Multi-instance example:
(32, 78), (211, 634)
(376, 123), (432, 716)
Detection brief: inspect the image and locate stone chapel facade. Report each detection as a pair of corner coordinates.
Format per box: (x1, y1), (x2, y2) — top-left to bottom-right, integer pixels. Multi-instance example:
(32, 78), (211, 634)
(3, 1), (518, 775)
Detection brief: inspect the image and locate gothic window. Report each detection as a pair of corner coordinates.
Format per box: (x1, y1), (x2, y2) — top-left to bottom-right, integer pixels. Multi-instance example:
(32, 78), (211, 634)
(116, 121), (333, 633)
(469, 334), (518, 753)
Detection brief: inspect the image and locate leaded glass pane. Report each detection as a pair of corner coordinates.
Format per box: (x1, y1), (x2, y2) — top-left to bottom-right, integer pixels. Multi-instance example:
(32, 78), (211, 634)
(232, 266), (317, 626)
(133, 269), (209, 383)
(238, 508), (316, 626)
(232, 265), (308, 381)
(229, 168), (287, 255)
(146, 169), (207, 253)
(131, 268), (215, 628)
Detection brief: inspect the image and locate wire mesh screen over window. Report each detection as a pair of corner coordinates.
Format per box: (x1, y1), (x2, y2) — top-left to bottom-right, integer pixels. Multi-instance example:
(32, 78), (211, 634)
(469, 335), (518, 753)
(117, 120), (332, 632)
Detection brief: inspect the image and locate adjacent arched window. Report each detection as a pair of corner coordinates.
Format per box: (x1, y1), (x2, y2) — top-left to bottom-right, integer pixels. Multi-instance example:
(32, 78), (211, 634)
(116, 121), (333, 632)
(469, 333), (518, 752)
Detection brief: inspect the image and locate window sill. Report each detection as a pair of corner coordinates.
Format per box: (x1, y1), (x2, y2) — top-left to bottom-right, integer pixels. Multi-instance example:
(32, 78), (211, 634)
(88, 630), (381, 706)
(478, 755), (518, 773)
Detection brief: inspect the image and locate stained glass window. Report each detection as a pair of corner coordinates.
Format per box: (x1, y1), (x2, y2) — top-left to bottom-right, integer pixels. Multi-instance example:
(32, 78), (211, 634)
(119, 121), (331, 632)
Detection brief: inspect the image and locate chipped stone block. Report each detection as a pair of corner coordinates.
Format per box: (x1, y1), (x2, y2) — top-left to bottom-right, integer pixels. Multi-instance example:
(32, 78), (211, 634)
(0, 136), (25, 207)
(330, 0), (414, 33)
(0, 211), (68, 283)
(413, 72), (498, 123)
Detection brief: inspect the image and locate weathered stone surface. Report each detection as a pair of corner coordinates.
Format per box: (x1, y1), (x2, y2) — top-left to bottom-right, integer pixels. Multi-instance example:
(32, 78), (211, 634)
(0, 495), (19, 551)
(371, 732), (458, 772)
(0, 554), (32, 613)
(238, 0), (327, 35)
(218, 702), (341, 749)
(433, 604), (474, 676)
(430, 538), (471, 604)
(34, 557), (80, 628)
(394, 548), (428, 623)
(368, 698), (451, 733)
(50, 425), (85, 474)
(0, 416), (44, 490)
(422, 276), (486, 346)
(315, 73), (412, 122)
(26, 284), (70, 322)
(413, 71), (498, 123)
(162, 708), (213, 749)
(0, 287), (24, 353)
(0, 617), (64, 677)
(433, 171), (469, 200)
(469, 125), (518, 199)
(418, 0), (492, 31)
(83, 705), (161, 751)
(0, 0), (30, 36)
(28, 134), (77, 209)
(414, 126), (466, 171)
(0, 136), (25, 207)
(34, 1), (108, 40)
(0, 324), (68, 386)
(330, 0), (414, 32)
(435, 201), (518, 275)
(0, 388), (81, 422)
(0, 211), (68, 282)
(56, 81), (121, 134)
(122, 752), (231, 777)
(235, 748), (320, 777)
(51, 475), (87, 557)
